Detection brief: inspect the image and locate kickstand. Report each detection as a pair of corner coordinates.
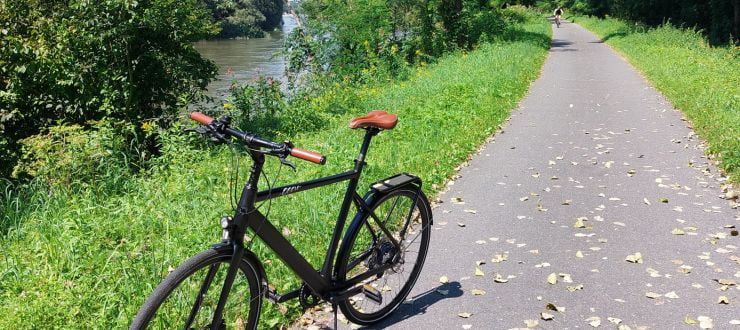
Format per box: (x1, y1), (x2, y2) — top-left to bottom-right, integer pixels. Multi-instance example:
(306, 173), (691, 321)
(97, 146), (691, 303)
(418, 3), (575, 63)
(332, 303), (338, 329)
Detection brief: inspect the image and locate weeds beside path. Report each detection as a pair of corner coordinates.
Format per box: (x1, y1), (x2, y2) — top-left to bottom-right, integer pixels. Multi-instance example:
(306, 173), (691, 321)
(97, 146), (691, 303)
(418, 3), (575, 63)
(0, 16), (550, 329)
(574, 16), (740, 182)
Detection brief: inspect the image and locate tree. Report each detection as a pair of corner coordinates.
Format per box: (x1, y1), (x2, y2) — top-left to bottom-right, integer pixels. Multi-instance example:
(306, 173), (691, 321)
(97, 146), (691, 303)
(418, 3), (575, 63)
(0, 0), (219, 179)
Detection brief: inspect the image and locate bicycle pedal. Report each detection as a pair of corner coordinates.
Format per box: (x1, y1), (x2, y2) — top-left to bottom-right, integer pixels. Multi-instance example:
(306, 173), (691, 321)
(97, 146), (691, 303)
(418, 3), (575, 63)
(362, 284), (383, 305)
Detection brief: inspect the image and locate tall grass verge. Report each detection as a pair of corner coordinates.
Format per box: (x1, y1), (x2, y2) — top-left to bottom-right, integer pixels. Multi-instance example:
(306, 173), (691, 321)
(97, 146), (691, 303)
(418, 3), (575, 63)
(0, 14), (550, 328)
(573, 16), (740, 181)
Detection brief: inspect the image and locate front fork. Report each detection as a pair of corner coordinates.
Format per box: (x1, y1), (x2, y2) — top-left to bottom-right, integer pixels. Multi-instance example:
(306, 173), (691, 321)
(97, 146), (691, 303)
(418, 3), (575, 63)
(210, 151), (264, 329)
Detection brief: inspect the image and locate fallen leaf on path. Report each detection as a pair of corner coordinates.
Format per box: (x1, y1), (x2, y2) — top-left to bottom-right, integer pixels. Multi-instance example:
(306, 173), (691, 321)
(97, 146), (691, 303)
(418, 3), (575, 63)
(439, 276), (449, 283)
(562, 200), (572, 205)
(671, 228), (685, 235)
(541, 312), (555, 321)
(567, 284), (584, 292)
(718, 296), (729, 304)
(685, 315), (697, 325)
(664, 291), (679, 299)
(545, 303), (564, 312)
(625, 252), (643, 263)
(715, 279), (736, 286)
(698, 316), (713, 329)
(491, 254), (508, 263)
(471, 289), (486, 296)
(451, 197), (465, 204)
(643, 198), (651, 205)
(645, 292), (661, 299)
(659, 197), (669, 203)
(574, 217), (587, 228)
(608, 317), (622, 325)
(547, 273), (558, 285)
(474, 267), (484, 276)
(585, 316), (601, 327)
(493, 273), (509, 283)
(576, 250), (584, 258)
(524, 319), (539, 328)
(464, 209), (477, 214)
(462, 325), (472, 330)
(458, 312), (472, 318)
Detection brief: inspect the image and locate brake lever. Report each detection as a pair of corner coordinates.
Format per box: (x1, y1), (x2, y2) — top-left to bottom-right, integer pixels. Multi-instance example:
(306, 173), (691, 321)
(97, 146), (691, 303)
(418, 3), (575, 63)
(279, 157), (296, 171)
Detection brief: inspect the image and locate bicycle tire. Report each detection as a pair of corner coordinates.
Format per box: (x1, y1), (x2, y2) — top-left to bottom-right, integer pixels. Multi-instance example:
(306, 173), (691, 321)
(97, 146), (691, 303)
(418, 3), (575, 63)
(335, 189), (432, 325)
(130, 249), (262, 329)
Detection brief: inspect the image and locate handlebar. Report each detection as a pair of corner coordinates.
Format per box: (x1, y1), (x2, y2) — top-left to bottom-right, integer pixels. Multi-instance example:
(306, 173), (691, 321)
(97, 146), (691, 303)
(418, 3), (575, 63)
(188, 112), (326, 165)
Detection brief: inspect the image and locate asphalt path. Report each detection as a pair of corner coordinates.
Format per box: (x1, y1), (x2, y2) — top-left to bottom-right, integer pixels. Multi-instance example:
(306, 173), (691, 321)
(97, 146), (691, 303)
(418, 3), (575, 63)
(350, 20), (740, 329)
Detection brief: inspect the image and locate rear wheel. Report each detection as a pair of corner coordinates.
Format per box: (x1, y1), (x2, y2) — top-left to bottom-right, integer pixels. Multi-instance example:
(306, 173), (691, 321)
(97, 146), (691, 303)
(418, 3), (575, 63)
(131, 249), (262, 329)
(336, 189), (432, 325)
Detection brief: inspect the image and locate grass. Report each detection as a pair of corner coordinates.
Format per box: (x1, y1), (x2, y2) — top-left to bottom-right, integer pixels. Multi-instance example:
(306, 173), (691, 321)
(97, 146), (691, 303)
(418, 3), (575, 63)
(0, 15), (550, 329)
(572, 16), (740, 182)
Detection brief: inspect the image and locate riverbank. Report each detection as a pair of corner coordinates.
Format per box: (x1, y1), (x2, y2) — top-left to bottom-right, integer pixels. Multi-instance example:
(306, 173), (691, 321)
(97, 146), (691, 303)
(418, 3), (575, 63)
(0, 12), (550, 329)
(573, 16), (740, 183)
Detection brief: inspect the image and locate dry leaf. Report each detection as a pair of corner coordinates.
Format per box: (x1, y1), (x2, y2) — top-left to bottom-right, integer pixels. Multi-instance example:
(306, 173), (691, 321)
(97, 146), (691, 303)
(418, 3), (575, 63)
(658, 197), (669, 203)
(664, 291), (679, 299)
(671, 228), (685, 235)
(462, 325), (472, 330)
(494, 273), (509, 283)
(439, 276), (449, 284)
(717, 296), (729, 304)
(451, 197), (465, 204)
(541, 312), (555, 321)
(608, 317), (622, 325)
(698, 316), (713, 329)
(524, 319), (539, 328)
(643, 198), (651, 205)
(567, 284), (584, 292)
(562, 200), (572, 205)
(684, 315), (697, 324)
(475, 267), (484, 276)
(471, 289), (486, 296)
(491, 254), (508, 263)
(574, 217), (587, 228)
(458, 312), (472, 318)
(645, 292), (662, 299)
(576, 250), (584, 258)
(464, 209), (477, 214)
(625, 252), (643, 263)
(585, 316), (601, 327)
(547, 273), (558, 285)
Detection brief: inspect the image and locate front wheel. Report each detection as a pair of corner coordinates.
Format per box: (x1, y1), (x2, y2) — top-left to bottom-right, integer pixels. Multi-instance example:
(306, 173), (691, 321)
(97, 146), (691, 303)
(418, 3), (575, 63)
(131, 249), (262, 329)
(336, 189), (432, 325)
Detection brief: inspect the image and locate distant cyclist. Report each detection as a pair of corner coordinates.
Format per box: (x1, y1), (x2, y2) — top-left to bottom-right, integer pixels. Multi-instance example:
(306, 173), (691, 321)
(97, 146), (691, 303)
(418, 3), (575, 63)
(554, 7), (564, 28)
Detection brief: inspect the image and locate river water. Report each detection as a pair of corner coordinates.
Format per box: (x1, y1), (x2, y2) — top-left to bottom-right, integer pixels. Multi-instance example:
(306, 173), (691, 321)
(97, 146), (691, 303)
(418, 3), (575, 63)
(194, 14), (298, 100)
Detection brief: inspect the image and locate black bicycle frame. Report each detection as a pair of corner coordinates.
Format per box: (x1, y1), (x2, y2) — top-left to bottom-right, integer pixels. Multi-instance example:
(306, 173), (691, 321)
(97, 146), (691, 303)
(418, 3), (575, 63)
(216, 127), (399, 311)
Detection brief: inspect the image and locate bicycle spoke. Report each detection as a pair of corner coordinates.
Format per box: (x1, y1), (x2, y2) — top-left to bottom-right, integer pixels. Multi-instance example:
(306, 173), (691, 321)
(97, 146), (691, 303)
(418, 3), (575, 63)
(185, 263), (221, 328)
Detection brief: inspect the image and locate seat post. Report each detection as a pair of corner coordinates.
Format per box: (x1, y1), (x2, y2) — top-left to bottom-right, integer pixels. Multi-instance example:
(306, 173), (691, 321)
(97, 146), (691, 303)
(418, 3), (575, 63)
(355, 128), (379, 168)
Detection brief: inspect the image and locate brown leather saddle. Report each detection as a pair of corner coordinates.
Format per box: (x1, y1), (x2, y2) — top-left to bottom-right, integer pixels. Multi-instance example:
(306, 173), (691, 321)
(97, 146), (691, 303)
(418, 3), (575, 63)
(348, 110), (398, 130)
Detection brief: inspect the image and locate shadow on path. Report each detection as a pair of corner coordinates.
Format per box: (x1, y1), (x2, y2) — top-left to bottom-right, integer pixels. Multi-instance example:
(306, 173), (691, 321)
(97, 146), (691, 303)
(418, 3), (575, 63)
(362, 282), (464, 329)
(550, 38), (577, 52)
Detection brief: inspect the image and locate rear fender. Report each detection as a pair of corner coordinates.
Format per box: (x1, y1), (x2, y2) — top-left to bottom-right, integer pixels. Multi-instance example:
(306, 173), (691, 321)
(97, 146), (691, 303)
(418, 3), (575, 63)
(334, 173), (428, 279)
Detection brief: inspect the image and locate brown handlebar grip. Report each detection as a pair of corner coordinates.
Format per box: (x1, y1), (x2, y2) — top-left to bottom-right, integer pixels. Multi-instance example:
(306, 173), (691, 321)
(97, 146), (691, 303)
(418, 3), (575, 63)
(290, 147), (326, 165)
(189, 112), (214, 125)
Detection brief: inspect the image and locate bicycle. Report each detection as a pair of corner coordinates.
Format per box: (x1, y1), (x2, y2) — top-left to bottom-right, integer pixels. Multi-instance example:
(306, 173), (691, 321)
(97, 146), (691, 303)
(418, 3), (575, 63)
(131, 110), (432, 329)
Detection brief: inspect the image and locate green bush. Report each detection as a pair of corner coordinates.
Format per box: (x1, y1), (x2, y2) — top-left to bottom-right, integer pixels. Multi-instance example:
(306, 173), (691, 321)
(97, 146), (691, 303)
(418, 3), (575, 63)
(0, 0), (218, 179)
(12, 120), (143, 191)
